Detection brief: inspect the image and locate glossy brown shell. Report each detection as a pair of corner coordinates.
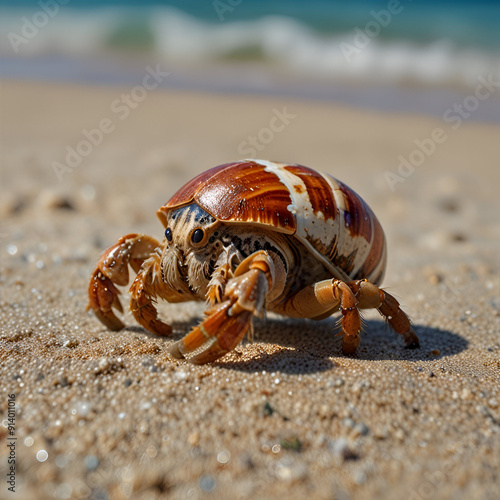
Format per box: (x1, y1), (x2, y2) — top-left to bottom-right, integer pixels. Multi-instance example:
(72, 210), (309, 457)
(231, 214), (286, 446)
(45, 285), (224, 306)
(157, 160), (386, 284)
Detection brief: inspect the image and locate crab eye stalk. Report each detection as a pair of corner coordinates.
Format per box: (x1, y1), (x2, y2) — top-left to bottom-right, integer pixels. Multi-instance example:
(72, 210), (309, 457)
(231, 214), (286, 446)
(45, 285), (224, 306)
(165, 228), (173, 242)
(191, 228), (205, 244)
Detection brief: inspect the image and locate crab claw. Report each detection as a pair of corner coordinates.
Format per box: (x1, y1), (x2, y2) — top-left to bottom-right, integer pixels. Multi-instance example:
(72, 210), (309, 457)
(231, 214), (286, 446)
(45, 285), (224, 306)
(169, 300), (252, 364)
(169, 250), (275, 364)
(87, 233), (161, 331)
(87, 270), (125, 330)
(129, 270), (173, 337)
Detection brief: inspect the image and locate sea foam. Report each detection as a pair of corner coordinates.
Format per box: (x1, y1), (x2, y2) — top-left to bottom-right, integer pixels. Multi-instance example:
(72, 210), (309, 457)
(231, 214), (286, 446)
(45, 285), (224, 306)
(1, 6), (499, 90)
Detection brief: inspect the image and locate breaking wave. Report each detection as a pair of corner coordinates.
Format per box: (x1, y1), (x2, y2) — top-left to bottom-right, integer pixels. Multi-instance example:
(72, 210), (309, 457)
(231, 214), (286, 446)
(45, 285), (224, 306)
(1, 5), (499, 89)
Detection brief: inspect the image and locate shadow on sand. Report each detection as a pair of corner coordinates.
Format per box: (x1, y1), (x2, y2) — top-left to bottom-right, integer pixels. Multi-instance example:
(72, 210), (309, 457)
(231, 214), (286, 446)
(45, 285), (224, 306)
(135, 315), (468, 375)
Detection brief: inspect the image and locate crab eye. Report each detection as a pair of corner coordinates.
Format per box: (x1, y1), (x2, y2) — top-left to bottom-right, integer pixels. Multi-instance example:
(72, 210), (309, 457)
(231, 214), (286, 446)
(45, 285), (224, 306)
(191, 228), (204, 244)
(165, 228), (173, 242)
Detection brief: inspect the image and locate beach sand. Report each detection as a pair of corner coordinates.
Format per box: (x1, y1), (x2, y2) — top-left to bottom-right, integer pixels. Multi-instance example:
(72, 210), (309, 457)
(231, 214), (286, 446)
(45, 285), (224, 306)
(1, 80), (499, 500)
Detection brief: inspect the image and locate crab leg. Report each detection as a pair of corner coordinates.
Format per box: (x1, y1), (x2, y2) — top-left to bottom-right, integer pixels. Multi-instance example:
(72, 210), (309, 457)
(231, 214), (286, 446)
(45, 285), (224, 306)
(87, 233), (161, 331)
(129, 253), (172, 336)
(169, 251), (276, 364)
(348, 280), (420, 349)
(276, 278), (419, 354)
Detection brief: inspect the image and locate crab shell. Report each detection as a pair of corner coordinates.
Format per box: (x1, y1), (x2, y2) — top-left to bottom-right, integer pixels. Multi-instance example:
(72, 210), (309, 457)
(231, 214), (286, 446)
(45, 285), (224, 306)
(157, 159), (386, 285)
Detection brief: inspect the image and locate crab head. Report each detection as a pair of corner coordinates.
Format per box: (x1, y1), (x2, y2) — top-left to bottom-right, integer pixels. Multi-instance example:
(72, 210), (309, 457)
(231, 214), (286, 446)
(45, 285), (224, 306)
(157, 203), (228, 301)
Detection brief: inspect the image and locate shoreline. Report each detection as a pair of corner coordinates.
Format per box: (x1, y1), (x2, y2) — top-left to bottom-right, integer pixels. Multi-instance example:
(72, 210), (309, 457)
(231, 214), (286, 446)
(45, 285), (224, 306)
(1, 56), (500, 124)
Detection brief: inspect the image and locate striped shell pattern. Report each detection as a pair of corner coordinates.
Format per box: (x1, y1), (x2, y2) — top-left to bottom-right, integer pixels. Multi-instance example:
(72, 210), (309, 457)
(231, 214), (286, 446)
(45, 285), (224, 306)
(157, 159), (387, 285)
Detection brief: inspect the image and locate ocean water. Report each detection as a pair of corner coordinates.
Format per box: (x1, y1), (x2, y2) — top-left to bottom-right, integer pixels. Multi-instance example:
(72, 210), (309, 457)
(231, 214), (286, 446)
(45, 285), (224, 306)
(1, 0), (499, 120)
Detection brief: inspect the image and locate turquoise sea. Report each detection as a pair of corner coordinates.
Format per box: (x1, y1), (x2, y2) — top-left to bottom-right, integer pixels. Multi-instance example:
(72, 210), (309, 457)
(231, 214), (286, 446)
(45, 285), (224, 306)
(1, 0), (499, 121)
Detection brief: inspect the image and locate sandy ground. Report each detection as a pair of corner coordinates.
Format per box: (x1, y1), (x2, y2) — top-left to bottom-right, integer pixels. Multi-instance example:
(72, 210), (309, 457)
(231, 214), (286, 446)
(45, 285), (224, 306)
(1, 79), (499, 500)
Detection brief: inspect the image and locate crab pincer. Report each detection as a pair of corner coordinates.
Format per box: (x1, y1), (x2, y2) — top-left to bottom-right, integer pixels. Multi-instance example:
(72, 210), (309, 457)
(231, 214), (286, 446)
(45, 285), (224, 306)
(87, 233), (167, 332)
(169, 251), (275, 363)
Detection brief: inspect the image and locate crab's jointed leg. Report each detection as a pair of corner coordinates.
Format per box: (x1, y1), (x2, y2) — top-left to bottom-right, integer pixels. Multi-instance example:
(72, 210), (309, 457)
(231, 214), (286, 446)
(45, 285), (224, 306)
(169, 250), (279, 364)
(276, 278), (419, 354)
(277, 279), (361, 353)
(88, 233), (171, 335)
(128, 251), (173, 336)
(349, 279), (419, 349)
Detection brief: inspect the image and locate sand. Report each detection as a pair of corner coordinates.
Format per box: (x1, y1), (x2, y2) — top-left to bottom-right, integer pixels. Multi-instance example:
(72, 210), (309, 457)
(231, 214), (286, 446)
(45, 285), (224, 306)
(1, 79), (499, 500)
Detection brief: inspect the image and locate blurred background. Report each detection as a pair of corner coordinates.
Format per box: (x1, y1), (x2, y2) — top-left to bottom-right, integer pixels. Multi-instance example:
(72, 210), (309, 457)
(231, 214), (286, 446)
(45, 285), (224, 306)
(1, 0), (500, 121)
(1, 5), (500, 499)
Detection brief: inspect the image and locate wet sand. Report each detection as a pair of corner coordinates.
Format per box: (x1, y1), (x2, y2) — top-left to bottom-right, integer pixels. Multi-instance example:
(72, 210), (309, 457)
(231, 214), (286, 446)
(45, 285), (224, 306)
(1, 80), (499, 500)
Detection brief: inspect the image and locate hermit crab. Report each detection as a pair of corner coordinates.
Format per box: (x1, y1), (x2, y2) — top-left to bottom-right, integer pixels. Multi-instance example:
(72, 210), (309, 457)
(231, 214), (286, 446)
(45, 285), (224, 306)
(88, 160), (419, 364)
